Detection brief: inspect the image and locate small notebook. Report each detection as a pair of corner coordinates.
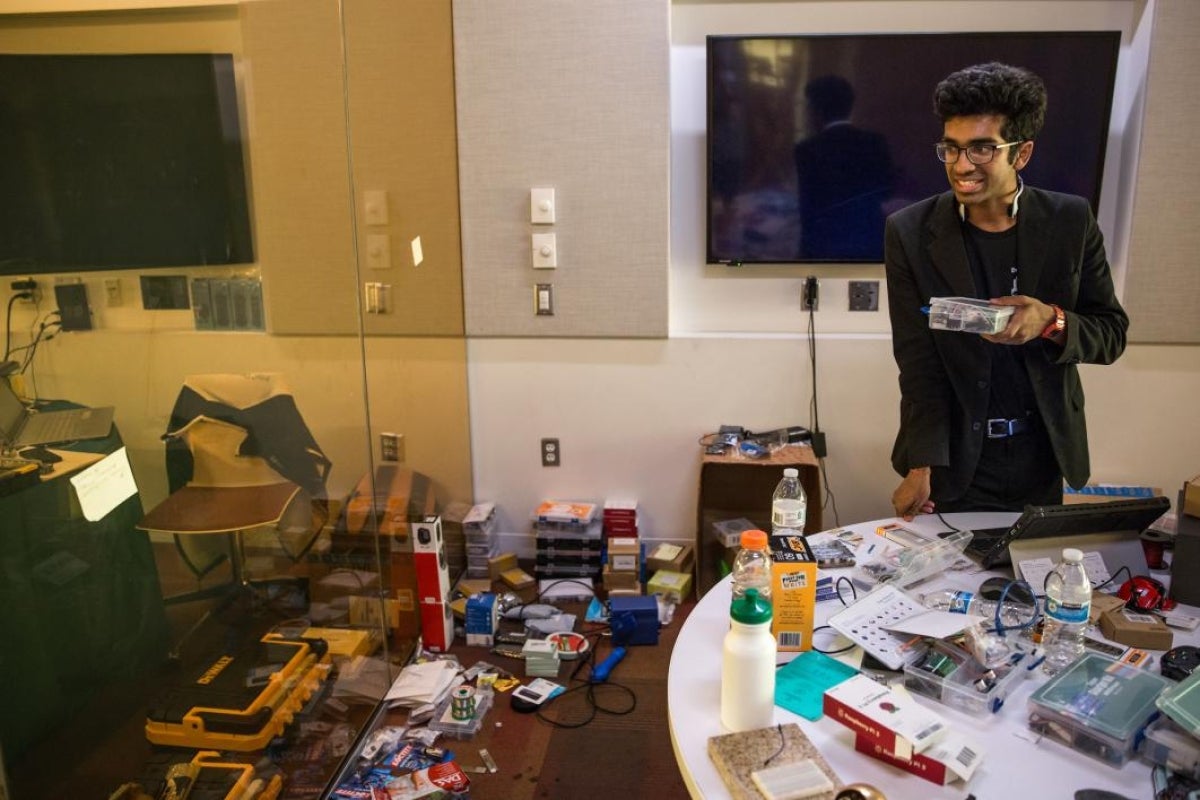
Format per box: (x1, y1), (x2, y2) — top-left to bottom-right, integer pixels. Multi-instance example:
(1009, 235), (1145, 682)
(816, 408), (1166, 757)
(707, 723), (840, 800)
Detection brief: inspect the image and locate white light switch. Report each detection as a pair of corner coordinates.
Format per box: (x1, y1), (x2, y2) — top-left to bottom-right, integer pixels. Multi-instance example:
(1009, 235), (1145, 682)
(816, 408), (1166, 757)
(411, 236), (424, 267)
(535, 283), (554, 315)
(531, 187), (556, 224)
(366, 233), (391, 270)
(532, 232), (557, 269)
(364, 190), (388, 225)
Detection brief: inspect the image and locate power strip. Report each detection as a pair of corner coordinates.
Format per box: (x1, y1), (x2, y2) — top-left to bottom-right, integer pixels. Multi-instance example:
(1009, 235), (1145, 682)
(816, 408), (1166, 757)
(827, 584), (928, 670)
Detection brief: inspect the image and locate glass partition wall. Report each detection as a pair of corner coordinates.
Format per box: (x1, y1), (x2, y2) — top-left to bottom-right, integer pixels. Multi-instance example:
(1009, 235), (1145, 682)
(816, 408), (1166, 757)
(0, 1), (471, 796)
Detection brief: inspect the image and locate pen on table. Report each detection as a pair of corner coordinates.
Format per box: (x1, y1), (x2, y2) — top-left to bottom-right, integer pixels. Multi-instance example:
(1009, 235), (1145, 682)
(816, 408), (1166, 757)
(867, 544), (876, 554)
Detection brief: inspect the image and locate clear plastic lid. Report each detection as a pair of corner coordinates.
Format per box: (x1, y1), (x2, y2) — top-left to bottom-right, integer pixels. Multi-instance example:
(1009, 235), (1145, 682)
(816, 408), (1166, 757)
(1157, 666), (1200, 736)
(1029, 652), (1169, 741)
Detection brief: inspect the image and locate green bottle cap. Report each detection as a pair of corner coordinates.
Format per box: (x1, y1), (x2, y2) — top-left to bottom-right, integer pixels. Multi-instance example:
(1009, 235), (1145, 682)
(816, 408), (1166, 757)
(731, 587), (772, 624)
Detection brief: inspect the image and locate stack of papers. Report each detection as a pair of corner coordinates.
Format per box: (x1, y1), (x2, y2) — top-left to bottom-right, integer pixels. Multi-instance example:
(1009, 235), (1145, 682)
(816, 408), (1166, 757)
(385, 659), (460, 708)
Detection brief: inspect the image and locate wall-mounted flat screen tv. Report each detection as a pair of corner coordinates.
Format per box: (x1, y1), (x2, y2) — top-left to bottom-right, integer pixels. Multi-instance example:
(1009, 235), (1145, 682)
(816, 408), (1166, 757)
(707, 32), (1121, 265)
(0, 53), (254, 274)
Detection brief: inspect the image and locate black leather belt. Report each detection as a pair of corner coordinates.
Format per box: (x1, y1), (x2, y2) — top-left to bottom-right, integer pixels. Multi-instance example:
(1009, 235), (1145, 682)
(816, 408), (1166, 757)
(987, 416), (1033, 438)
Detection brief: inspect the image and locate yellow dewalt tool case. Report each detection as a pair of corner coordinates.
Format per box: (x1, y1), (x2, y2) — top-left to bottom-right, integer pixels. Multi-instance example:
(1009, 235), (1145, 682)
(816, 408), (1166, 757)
(145, 633), (331, 751)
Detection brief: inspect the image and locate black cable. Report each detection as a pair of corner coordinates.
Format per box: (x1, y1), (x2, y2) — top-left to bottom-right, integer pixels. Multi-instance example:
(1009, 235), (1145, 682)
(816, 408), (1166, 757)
(809, 624), (858, 655)
(834, 576), (857, 605)
(14, 317), (60, 374)
(4, 291), (32, 361)
(935, 512), (962, 533)
(806, 299), (840, 528)
(763, 723), (787, 766)
(534, 637), (637, 729)
(1092, 564), (1132, 592)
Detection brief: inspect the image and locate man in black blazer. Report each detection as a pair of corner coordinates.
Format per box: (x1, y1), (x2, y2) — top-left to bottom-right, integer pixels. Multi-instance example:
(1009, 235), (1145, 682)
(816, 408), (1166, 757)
(885, 63), (1128, 519)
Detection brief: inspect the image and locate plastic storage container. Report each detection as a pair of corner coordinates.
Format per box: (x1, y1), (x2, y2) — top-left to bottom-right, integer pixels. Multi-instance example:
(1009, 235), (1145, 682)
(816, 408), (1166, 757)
(1027, 652), (1170, 767)
(927, 296), (1015, 334)
(1156, 666), (1200, 736)
(1137, 714), (1200, 778)
(904, 640), (1029, 716)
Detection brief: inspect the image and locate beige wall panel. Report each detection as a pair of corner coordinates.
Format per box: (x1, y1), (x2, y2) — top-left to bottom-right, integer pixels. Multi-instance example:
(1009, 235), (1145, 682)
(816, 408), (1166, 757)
(344, 0), (464, 336)
(31, 331), (473, 517)
(1125, 0), (1200, 343)
(240, 0), (359, 335)
(453, 0), (670, 337)
(0, 6), (238, 51)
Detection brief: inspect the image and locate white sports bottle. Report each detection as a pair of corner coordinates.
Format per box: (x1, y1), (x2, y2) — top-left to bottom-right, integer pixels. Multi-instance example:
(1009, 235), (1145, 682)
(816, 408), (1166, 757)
(721, 587), (776, 731)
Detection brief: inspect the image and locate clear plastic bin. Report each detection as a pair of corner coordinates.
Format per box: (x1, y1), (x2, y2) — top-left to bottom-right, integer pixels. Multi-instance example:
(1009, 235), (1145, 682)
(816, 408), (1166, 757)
(928, 297), (1014, 334)
(903, 640), (1029, 716)
(1027, 652), (1170, 767)
(1138, 714), (1200, 778)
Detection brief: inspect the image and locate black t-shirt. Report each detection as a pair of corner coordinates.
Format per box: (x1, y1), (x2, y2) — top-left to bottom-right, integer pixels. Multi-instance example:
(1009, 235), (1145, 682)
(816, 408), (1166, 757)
(963, 222), (1036, 421)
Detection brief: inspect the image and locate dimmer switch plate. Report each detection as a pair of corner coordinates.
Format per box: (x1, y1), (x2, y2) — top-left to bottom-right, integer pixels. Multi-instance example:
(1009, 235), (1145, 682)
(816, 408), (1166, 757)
(532, 233), (557, 269)
(531, 188), (556, 224)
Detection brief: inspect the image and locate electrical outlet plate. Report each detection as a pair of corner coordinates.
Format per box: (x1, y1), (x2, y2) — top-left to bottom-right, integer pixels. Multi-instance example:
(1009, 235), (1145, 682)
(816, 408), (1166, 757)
(380, 432), (403, 462)
(849, 280), (880, 311)
(541, 438), (560, 467)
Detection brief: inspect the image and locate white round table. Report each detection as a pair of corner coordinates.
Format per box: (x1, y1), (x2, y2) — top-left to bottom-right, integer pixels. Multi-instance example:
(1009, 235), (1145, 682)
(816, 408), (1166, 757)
(668, 512), (1187, 799)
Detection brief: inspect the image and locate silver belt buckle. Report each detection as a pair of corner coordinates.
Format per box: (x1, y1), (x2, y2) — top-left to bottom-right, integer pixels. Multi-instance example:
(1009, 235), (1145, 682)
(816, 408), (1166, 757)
(986, 418), (1012, 438)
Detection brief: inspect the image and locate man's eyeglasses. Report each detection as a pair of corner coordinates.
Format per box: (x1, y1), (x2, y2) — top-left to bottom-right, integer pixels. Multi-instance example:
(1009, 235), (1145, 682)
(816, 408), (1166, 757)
(935, 141), (1023, 165)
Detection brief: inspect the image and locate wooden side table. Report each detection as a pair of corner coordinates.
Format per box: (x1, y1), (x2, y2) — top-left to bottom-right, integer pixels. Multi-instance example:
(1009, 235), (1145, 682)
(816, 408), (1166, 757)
(695, 445), (822, 595)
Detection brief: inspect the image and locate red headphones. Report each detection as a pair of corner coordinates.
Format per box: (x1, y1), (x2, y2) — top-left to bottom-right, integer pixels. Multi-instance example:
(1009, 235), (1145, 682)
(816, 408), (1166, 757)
(1118, 576), (1176, 612)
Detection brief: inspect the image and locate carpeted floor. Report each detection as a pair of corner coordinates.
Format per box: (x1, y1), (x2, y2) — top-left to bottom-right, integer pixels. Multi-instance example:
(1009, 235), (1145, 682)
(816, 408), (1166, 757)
(446, 602), (695, 800)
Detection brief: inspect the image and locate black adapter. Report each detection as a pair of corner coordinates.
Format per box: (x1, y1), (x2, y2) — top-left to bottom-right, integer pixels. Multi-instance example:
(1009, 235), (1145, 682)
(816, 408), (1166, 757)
(802, 276), (819, 311)
(11, 278), (37, 293)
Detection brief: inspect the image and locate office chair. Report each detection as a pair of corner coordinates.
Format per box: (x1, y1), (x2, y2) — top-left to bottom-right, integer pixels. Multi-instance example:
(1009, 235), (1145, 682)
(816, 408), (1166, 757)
(138, 374), (331, 653)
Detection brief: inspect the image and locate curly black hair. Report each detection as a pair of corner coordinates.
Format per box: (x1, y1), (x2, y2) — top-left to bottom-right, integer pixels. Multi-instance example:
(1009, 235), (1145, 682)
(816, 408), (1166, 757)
(934, 63), (1047, 158)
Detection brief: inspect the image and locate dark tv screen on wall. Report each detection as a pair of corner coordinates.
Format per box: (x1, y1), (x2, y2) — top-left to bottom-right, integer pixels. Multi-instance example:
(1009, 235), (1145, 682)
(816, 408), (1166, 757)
(707, 31), (1122, 265)
(0, 53), (254, 274)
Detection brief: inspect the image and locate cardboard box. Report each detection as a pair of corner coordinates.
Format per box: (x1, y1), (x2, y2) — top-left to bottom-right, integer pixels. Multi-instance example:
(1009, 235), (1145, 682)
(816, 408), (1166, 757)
(602, 565), (642, 593)
(1185, 474), (1200, 519)
(488, 552), (519, 580)
(648, 569), (692, 603)
(500, 567), (535, 590)
(824, 673), (948, 762)
(607, 537), (641, 572)
(646, 542), (694, 574)
(854, 729), (982, 785)
(1100, 607), (1174, 650)
(1089, 590), (1127, 625)
(768, 535), (817, 652)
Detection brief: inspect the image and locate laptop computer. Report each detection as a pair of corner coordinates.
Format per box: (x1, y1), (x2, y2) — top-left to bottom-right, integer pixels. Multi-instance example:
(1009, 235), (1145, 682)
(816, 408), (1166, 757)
(0, 379), (115, 448)
(961, 495), (1170, 574)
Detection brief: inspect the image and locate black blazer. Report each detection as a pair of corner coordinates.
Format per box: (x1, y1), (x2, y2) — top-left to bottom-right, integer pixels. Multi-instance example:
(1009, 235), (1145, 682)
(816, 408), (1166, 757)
(884, 187), (1128, 501)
